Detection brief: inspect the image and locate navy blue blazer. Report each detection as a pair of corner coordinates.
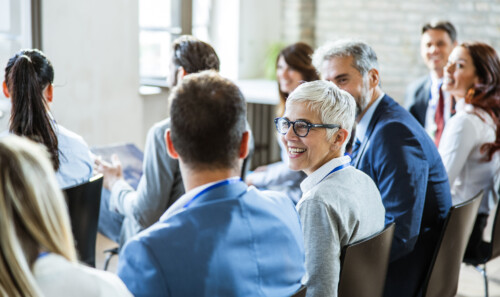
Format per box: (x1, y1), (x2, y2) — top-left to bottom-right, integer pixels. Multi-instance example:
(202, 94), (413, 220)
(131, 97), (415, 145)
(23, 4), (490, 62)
(353, 95), (451, 297)
(117, 180), (305, 297)
(405, 75), (431, 127)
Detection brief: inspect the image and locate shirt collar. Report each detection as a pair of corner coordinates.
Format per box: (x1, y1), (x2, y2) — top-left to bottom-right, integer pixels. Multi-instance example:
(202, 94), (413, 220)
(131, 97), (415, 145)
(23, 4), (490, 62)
(455, 98), (467, 112)
(355, 93), (385, 142)
(300, 155), (351, 194)
(160, 176), (240, 221)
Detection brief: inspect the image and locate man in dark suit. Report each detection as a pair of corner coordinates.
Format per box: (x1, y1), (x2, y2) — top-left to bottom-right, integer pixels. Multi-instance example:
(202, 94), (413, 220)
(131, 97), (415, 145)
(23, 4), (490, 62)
(405, 21), (457, 146)
(116, 71), (305, 297)
(313, 40), (452, 297)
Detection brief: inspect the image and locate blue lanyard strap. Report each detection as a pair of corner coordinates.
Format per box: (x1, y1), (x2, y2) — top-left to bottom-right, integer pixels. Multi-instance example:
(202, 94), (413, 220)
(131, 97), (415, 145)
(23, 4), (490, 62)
(184, 178), (242, 209)
(319, 163), (350, 183)
(38, 251), (50, 259)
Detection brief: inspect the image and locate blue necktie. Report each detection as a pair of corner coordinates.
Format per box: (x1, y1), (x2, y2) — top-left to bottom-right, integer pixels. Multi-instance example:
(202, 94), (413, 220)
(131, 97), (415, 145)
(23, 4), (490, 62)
(351, 138), (361, 164)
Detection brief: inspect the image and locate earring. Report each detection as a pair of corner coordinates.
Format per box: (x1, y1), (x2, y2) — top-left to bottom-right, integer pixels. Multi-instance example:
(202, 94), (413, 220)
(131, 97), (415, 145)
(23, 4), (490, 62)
(465, 88), (475, 104)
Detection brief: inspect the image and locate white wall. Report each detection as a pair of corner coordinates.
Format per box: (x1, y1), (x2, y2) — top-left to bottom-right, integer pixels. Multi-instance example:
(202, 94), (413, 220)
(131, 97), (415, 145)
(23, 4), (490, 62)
(208, 0), (282, 80)
(43, 0), (145, 148)
(238, 0), (281, 79)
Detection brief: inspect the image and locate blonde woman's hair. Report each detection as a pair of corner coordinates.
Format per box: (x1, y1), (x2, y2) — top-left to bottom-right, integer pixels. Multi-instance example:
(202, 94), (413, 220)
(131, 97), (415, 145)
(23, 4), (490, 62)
(0, 135), (76, 297)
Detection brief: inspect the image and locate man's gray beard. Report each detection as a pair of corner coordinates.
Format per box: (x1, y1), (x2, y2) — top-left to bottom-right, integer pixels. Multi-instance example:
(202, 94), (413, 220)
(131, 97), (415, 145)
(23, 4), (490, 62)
(355, 97), (368, 118)
(355, 105), (363, 118)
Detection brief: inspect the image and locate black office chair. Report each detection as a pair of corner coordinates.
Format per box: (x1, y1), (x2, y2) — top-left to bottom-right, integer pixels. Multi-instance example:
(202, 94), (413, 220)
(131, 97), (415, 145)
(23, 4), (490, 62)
(420, 191), (483, 297)
(463, 190), (500, 297)
(290, 285), (307, 297)
(337, 223), (395, 297)
(63, 174), (104, 267)
(241, 129), (255, 181)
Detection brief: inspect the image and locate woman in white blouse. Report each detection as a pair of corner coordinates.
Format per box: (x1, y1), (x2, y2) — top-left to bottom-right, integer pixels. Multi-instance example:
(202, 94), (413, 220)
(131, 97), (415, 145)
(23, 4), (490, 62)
(439, 42), (500, 259)
(0, 136), (132, 297)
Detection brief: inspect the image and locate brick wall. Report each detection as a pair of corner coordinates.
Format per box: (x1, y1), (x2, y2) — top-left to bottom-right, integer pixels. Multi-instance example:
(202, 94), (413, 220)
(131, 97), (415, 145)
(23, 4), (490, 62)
(282, 0), (316, 46)
(282, 0), (500, 103)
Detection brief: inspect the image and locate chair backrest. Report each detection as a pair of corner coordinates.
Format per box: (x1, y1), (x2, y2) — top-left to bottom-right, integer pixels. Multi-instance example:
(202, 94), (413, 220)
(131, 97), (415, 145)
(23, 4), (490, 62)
(337, 223), (395, 297)
(421, 191), (483, 297)
(240, 135), (255, 181)
(290, 285), (307, 297)
(63, 174), (103, 267)
(489, 187), (500, 260)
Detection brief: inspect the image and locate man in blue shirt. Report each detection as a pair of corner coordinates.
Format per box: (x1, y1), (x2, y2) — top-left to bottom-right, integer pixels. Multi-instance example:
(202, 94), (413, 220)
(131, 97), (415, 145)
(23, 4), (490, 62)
(313, 40), (452, 297)
(117, 71), (305, 297)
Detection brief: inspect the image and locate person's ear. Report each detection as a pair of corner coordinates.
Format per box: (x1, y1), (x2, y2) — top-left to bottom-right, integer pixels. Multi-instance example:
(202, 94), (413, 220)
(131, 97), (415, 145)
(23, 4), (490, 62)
(165, 129), (180, 159)
(330, 128), (349, 151)
(176, 66), (187, 83)
(368, 68), (380, 89)
(44, 84), (53, 103)
(239, 131), (250, 159)
(2, 81), (10, 98)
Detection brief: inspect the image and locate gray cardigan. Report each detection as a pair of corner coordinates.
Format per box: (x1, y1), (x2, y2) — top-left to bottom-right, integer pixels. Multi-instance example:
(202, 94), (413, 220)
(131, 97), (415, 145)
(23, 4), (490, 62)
(297, 156), (385, 297)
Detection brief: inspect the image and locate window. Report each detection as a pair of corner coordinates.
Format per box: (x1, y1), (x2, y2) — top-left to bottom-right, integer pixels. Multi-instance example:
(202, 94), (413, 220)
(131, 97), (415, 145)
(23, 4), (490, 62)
(139, 0), (192, 86)
(0, 0), (39, 127)
(0, 0), (37, 81)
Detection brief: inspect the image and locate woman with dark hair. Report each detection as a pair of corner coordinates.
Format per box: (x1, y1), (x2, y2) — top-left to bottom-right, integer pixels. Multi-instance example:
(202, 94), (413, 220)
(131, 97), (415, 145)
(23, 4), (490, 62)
(246, 42), (319, 203)
(2, 49), (93, 188)
(439, 42), (500, 258)
(276, 42), (320, 118)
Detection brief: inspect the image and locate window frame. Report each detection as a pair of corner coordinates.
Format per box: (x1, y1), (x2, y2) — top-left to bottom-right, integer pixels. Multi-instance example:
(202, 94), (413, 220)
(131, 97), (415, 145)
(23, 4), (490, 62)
(139, 0), (192, 87)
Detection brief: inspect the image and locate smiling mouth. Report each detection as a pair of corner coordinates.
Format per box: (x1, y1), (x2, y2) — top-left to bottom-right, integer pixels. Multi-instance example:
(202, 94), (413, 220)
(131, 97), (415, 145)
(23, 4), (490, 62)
(443, 76), (455, 85)
(288, 147), (307, 157)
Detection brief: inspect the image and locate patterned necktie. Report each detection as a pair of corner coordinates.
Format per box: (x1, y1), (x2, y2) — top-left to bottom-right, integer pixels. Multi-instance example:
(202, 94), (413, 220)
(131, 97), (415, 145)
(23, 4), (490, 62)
(351, 138), (362, 164)
(434, 86), (445, 147)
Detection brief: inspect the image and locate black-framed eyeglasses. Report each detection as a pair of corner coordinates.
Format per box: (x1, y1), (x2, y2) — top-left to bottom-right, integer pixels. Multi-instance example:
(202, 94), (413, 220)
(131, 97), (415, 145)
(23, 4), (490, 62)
(274, 117), (341, 137)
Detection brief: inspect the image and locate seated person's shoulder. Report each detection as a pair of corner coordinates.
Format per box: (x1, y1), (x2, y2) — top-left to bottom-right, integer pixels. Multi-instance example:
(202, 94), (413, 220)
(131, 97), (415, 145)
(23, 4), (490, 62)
(151, 118), (171, 135)
(245, 187), (301, 224)
(406, 75), (429, 93)
(34, 254), (132, 297)
(57, 125), (89, 147)
(306, 168), (379, 203)
(253, 187), (294, 206)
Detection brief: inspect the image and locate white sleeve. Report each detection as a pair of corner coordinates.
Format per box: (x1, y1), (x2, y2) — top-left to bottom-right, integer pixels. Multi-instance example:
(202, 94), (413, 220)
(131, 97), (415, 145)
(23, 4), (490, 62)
(438, 114), (477, 185)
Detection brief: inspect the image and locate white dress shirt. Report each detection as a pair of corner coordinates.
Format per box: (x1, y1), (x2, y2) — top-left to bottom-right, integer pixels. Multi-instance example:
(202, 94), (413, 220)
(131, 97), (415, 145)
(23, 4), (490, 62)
(439, 99), (499, 214)
(424, 76), (453, 139)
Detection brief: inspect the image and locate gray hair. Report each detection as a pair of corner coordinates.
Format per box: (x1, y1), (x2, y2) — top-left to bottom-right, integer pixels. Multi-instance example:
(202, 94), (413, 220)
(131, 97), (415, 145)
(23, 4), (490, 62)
(312, 39), (379, 76)
(286, 80), (356, 154)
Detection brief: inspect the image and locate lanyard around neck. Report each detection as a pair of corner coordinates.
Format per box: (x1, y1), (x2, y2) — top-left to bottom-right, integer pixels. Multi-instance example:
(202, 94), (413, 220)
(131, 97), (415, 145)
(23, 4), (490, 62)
(38, 251), (50, 259)
(319, 163), (350, 183)
(184, 178), (242, 209)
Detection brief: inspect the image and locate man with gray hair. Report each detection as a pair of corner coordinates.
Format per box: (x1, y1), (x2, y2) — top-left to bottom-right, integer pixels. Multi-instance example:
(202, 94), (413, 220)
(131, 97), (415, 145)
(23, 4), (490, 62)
(313, 40), (452, 297)
(276, 80), (385, 297)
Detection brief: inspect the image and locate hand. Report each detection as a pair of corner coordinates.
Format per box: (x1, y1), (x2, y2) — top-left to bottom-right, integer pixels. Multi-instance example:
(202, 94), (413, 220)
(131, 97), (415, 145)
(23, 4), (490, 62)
(94, 154), (124, 190)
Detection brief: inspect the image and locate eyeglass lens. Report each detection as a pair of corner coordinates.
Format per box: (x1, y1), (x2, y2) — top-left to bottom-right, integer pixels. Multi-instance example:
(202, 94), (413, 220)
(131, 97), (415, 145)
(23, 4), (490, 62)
(277, 118), (309, 137)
